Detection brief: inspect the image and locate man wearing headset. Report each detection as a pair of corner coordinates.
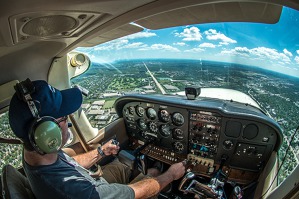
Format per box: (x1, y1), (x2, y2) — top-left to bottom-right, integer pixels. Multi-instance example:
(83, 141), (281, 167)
(8, 79), (186, 199)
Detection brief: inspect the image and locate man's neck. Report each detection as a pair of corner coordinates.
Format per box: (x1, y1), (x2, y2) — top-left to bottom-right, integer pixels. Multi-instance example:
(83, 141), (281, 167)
(24, 149), (58, 166)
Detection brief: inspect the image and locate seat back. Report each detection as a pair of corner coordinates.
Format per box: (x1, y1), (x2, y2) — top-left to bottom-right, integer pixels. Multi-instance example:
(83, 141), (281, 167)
(1, 164), (35, 199)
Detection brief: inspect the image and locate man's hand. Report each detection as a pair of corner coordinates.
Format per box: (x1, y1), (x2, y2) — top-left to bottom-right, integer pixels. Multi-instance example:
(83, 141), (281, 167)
(129, 161), (186, 199)
(102, 139), (120, 156)
(165, 161), (186, 181)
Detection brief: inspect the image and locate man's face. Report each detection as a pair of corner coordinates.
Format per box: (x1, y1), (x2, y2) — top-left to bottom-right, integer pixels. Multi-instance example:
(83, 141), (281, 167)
(56, 116), (69, 146)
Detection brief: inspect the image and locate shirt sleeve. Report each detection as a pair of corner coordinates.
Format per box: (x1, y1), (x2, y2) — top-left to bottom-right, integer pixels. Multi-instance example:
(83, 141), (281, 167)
(90, 183), (135, 199)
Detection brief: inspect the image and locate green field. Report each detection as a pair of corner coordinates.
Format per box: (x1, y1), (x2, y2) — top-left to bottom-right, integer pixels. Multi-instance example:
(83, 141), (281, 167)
(103, 100), (116, 109)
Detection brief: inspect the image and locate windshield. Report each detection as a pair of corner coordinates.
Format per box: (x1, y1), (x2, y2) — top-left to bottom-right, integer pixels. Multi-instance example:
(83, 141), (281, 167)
(72, 6), (299, 184)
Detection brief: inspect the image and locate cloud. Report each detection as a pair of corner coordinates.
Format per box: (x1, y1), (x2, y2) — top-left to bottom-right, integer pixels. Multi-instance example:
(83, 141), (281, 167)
(173, 42), (186, 46)
(295, 56), (299, 64)
(151, 44), (180, 52)
(124, 31), (157, 40)
(122, 42), (147, 49)
(175, 27), (203, 41)
(283, 49), (293, 57)
(185, 48), (205, 53)
(204, 29), (237, 45)
(297, 50), (299, 55)
(199, 43), (216, 48)
(221, 46), (291, 63)
(140, 44), (180, 52)
(93, 39), (148, 51)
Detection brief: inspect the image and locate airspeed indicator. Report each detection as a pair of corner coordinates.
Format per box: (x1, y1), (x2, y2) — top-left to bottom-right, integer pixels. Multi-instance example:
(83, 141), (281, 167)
(136, 106), (145, 117)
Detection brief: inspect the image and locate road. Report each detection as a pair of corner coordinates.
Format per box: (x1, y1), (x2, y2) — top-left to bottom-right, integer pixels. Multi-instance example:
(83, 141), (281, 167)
(143, 62), (166, 94)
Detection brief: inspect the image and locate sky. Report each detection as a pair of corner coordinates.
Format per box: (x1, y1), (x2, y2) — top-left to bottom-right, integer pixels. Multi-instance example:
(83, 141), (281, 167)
(77, 7), (299, 78)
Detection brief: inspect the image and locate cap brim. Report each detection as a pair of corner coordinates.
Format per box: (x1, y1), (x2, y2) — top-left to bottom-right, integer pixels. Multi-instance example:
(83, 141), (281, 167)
(57, 87), (83, 117)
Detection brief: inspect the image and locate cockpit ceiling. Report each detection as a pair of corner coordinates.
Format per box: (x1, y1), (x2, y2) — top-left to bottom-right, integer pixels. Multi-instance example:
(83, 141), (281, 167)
(135, 2), (282, 30)
(82, 1), (282, 47)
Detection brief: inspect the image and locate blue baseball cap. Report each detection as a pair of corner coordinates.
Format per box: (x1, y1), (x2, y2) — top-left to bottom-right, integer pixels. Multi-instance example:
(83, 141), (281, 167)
(9, 80), (83, 143)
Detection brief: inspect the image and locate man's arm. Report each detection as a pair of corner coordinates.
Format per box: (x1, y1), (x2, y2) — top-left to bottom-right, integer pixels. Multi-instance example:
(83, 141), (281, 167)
(128, 162), (186, 199)
(72, 139), (120, 169)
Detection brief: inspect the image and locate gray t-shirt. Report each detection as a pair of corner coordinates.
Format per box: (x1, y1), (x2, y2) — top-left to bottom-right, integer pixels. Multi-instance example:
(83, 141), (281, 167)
(23, 151), (135, 199)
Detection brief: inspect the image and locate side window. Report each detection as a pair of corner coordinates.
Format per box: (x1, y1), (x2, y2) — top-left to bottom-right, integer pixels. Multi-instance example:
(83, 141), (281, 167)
(0, 112), (23, 172)
(71, 75), (120, 129)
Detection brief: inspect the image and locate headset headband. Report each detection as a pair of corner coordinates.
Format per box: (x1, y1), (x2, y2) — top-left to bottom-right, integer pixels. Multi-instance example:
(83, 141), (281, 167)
(14, 78), (40, 118)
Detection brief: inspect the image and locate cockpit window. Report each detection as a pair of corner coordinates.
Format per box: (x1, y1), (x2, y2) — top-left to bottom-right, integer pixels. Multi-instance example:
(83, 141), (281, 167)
(73, 6), (298, 184)
(0, 112), (23, 171)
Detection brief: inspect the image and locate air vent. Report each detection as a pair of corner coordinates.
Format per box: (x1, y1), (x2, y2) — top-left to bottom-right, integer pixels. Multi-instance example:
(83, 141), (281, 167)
(9, 11), (108, 44)
(22, 15), (77, 37)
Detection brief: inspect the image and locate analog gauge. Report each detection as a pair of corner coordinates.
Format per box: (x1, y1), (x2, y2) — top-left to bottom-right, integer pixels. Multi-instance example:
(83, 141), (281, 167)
(137, 119), (147, 130)
(159, 109), (170, 122)
(173, 128), (184, 140)
(123, 108), (129, 116)
(136, 106), (145, 117)
(223, 140), (234, 150)
(172, 112), (185, 126)
(128, 106), (135, 115)
(173, 141), (184, 152)
(148, 121), (158, 133)
(147, 108), (157, 120)
(160, 124), (171, 137)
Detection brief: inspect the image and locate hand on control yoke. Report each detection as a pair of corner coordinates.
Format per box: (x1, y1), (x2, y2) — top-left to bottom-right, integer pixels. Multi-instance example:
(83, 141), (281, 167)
(101, 139), (120, 156)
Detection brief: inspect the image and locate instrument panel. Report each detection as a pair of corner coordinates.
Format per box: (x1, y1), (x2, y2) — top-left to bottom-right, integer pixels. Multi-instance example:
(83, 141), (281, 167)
(123, 103), (189, 154)
(115, 94), (282, 183)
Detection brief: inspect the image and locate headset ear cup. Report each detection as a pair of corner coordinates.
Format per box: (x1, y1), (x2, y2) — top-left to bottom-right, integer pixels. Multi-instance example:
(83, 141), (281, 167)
(29, 117), (63, 154)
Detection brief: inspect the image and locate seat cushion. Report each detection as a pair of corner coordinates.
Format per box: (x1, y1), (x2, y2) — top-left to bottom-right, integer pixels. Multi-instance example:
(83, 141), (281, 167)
(1, 164), (35, 199)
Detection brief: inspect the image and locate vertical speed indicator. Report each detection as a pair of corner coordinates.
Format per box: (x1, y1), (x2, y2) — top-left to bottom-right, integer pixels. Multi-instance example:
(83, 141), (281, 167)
(172, 112), (185, 126)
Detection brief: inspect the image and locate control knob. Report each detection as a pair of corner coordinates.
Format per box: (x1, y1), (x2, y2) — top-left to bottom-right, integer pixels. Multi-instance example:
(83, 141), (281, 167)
(223, 140), (234, 150)
(173, 141), (184, 152)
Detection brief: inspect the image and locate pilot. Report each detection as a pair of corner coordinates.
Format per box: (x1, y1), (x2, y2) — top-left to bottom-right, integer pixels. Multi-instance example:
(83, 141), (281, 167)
(8, 79), (186, 199)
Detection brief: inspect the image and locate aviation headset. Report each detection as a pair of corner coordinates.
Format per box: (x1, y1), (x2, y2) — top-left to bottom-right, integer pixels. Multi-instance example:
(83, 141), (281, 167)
(14, 79), (63, 155)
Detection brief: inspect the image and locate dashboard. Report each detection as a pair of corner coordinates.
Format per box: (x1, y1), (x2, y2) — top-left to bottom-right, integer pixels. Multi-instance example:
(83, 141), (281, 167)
(115, 94), (282, 184)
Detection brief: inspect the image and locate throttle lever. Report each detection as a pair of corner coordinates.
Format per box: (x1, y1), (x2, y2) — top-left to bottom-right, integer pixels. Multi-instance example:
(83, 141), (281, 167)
(179, 172), (218, 199)
(178, 172), (195, 193)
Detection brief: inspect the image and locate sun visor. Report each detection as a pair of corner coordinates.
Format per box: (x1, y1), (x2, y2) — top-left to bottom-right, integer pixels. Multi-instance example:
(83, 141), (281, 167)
(0, 80), (19, 112)
(135, 2), (283, 29)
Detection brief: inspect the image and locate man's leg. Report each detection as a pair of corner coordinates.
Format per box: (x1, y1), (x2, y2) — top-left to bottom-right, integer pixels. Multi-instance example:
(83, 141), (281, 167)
(101, 158), (132, 184)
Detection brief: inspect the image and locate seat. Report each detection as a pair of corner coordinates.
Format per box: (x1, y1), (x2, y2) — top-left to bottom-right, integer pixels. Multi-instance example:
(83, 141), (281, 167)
(1, 164), (35, 199)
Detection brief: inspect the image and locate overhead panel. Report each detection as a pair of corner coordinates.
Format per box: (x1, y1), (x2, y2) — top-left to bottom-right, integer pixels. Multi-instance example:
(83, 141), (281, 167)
(135, 2), (282, 29)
